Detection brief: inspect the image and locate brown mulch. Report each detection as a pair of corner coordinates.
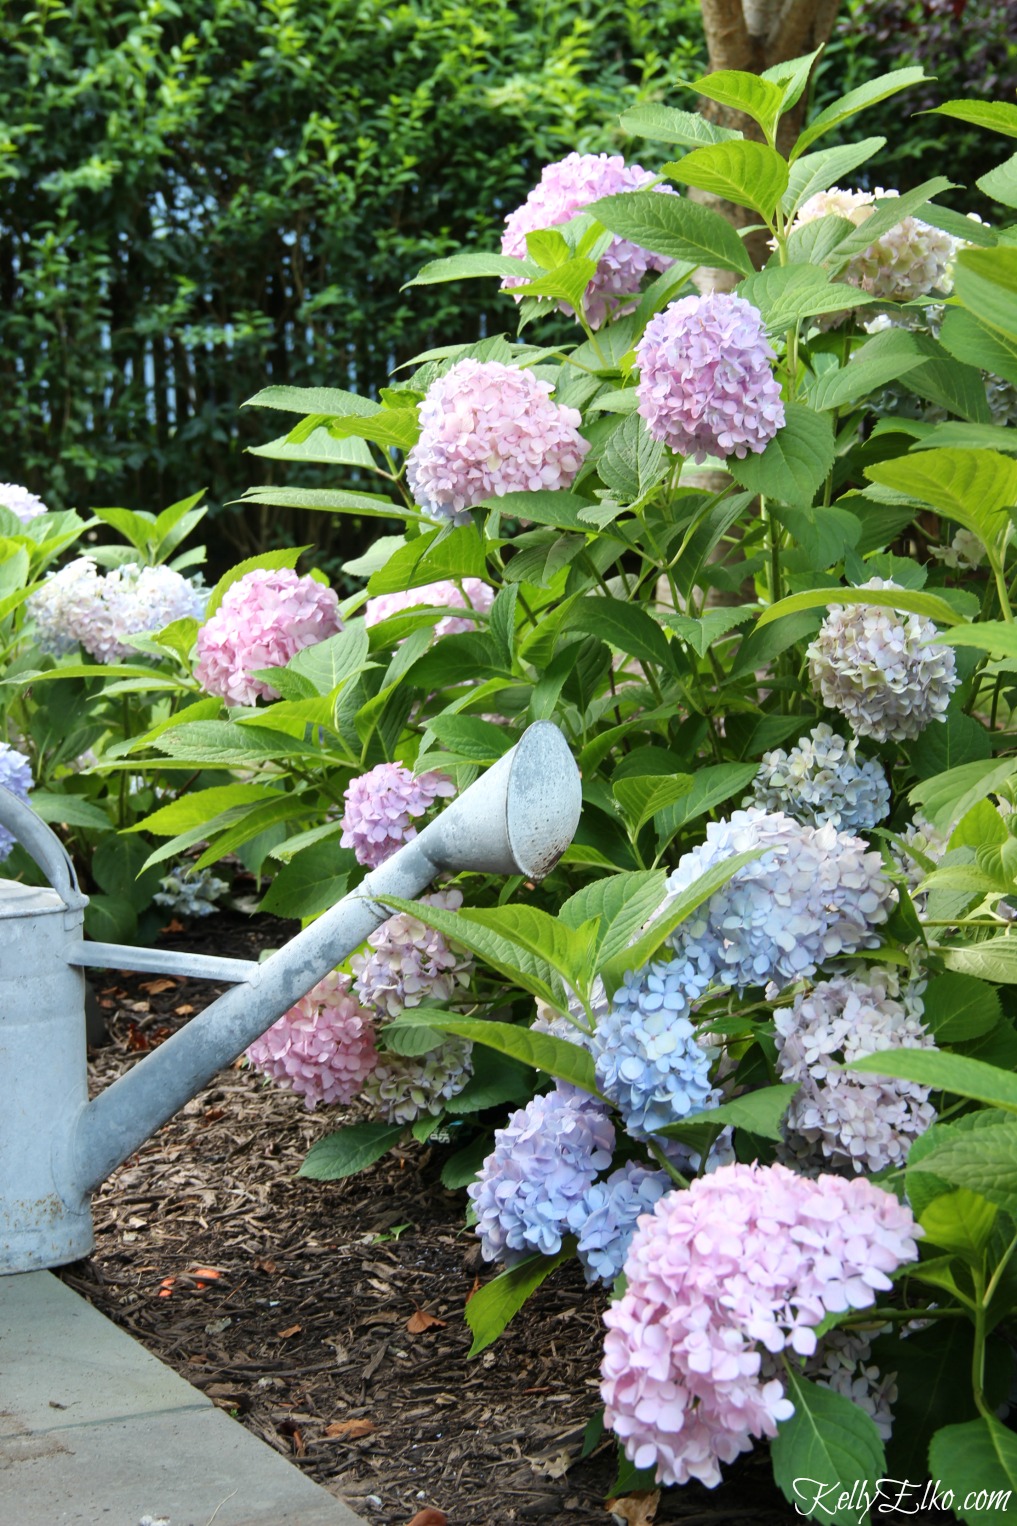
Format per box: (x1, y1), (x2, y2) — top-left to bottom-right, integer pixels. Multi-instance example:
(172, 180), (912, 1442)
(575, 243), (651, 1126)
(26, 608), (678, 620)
(58, 911), (955, 1526)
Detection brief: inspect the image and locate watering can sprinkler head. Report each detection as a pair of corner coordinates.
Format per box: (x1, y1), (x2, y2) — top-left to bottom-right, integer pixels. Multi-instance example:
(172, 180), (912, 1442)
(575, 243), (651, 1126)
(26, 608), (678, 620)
(0, 723), (582, 1273)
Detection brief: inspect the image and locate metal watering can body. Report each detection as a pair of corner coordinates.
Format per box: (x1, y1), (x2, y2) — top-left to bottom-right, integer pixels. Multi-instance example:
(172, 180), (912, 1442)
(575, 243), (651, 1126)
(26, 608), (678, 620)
(0, 722), (582, 1274)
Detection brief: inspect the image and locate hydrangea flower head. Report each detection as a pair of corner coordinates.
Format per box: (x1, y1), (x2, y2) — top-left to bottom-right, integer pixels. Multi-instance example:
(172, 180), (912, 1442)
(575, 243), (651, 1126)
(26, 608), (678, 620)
(246, 972), (378, 1109)
(501, 152), (676, 328)
(363, 1036), (473, 1124)
(807, 578), (959, 742)
(351, 888), (474, 1017)
(0, 482), (47, 523)
(30, 558), (205, 662)
(600, 1162), (920, 1487)
(892, 812), (950, 909)
(195, 568), (341, 706)
(405, 359), (589, 523)
(468, 1086), (615, 1264)
(791, 186), (962, 304)
(568, 1162), (670, 1286)
(364, 578), (494, 639)
(340, 762), (456, 869)
(635, 293), (785, 463)
(153, 864), (229, 919)
(0, 743), (34, 861)
(747, 723), (890, 833)
(663, 808), (894, 993)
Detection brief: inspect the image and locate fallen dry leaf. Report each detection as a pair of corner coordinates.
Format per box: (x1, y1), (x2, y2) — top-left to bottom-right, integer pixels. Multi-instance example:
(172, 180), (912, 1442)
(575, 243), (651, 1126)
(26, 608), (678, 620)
(140, 978), (176, 994)
(406, 1309), (447, 1334)
(325, 1418), (376, 1439)
(405, 1511), (447, 1526)
(174, 1003), (196, 1016)
(605, 1490), (661, 1526)
(531, 1448), (570, 1479)
(277, 1323), (302, 1339)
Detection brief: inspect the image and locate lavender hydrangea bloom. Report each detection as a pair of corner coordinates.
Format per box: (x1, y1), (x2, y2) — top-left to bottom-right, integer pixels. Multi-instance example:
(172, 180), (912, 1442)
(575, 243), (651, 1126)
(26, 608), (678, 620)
(195, 568), (341, 706)
(0, 743), (34, 861)
(568, 1162), (670, 1286)
(29, 558), (206, 663)
(468, 1086), (616, 1265)
(635, 293), (785, 464)
(340, 762), (456, 869)
(663, 808), (895, 994)
(364, 578), (494, 640)
(746, 723), (890, 833)
(591, 956), (716, 1135)
(246, 972), (378, 1110)
(807, 578), (959, 742)
(0, 482), (47, 523)
(351, 888), (474, 1018)
(363, 1036), (474, 1125)
(776, 969), (936, 1174)
(501, 152), (676, 329)
(153, 864), (229, 919)
(405, 359), (589, 523)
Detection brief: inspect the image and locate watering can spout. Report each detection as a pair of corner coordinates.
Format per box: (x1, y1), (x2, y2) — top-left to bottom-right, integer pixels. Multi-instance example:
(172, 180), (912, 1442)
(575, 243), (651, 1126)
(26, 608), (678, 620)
(0, 723), (581, 1272)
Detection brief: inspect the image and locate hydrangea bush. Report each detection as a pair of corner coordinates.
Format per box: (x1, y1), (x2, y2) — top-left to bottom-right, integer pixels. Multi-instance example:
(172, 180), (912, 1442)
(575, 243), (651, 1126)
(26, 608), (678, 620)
(18, 51), (1017, 1523)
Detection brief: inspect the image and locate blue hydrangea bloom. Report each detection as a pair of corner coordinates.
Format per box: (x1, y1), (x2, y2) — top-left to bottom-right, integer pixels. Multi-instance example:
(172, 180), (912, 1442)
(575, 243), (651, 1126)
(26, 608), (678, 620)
(467, 1086), (615, 1265)
(0, 743), (34, 861)
(591, 956), (715, 1135)
(747, 723), (890, 834)
(568, 1162), (670, 1285)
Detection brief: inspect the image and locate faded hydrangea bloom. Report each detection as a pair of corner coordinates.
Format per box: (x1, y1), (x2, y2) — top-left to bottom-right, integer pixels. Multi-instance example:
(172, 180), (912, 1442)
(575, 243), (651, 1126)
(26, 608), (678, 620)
(468, 1086), (615, 1264)
(363, 1036), (473, 1125)
(195, 567), (341, 706)
(746, 723), (890, 833)
(567, 1162), (670, 1286)
(246, 972), (378, 1110)
(340, 762), (456, 869)
(153, 864), (229, 919)
(364, 578), (494, 639)
(30, 558), (205, 663)
(791, 186), (962, 306)
(775, 969), (936, 1174)
(406, 359), (589, 523)
(807, 578), (959, 742)
(931, 528), (986, 571)
(500, 152), (676, 328)
(635, 293), (784, 463)
(760, 1325), (897, 1440)
(892, 812), (950, 909)
(663, 808), (895, 993)
(0, 742), (34, 860)
(600, 1162), (921, 1488)
(0, 482), (47, 523)
(351, 888), (474, 1018)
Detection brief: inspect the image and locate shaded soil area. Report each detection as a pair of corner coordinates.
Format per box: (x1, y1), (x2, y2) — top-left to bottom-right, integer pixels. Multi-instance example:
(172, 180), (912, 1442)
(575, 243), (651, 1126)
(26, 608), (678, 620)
(60, 912), (956, 1526)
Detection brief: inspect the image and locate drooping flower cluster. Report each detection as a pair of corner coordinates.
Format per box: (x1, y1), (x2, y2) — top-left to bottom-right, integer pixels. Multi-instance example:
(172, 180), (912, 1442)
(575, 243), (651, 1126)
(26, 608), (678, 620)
(568, 1162), (670, 1286)
(29, 558), (206, 663)
(591, 955), (716, 1136)
(746, 723), (890, 833)
(791, 186), (962, 304)
(339, 762), (456, 869)
(775, 969), (936, 1174)
(0, 482), (47, 523)
(600, 1162), (921, 1488)
(194, 568), (342, 706)
(468, 1086), (615, 1264)
(363, 1035), (474, 1125)
(153, 863), (229, 919)
(663, 808), (895, 993)
(0, 743), (34, 861)
(501, 152), (675, 328)
(635, 293), (785, 463)
(246, 972), (378, 1110)
(807, 578), (959, 742)
(364, 578), (494, 639)
(405, 359), (589, 522)
(351, 888), (474, 1018)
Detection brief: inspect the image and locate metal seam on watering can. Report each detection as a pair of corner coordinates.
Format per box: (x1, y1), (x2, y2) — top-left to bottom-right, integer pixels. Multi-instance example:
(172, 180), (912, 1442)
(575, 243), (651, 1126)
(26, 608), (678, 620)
(0, 721), (581, 1273)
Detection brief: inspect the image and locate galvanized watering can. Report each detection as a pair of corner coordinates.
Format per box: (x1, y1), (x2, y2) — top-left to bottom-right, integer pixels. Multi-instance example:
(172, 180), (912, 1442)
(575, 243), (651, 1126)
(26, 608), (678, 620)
(0, 722), (582, 1275)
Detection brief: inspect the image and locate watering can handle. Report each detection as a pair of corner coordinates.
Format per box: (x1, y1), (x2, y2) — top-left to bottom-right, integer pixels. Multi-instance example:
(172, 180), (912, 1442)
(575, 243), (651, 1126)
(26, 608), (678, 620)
(0, 784), (87, 909)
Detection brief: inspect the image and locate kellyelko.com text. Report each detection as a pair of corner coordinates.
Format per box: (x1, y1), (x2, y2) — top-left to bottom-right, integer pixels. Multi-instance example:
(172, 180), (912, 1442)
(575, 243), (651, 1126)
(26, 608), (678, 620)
(792, 1477), (1013, 1518)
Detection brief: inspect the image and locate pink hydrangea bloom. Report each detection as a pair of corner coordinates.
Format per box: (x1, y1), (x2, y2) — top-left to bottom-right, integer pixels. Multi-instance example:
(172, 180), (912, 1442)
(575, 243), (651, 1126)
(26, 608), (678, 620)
(600, 1162), (920, 1488)
(635, 293), (785, 463)
(501, 151), (676, 328)
(194, 568), (342, 706)
(364, 578), (494, 639)
(340, 761), (456, 868)
(405, 359), (589, 522)
(0, 482), (47, 523)
(245, 972), (377, 1109)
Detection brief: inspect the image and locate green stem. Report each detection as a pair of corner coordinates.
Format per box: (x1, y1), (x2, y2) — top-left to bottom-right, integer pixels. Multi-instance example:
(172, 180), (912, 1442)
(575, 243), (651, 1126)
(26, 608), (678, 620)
(645, 1136), (689, 1189)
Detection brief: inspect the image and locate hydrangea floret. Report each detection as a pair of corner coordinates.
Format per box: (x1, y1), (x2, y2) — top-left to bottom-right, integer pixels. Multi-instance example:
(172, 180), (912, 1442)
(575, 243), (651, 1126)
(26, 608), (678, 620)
(153, 864), (229, 919)
(246, 972), (378, 1110)
(405, 359), (589, 522)
(635, 293), (785, 463)
(363, 1036), (474, 1125)
(500, 152), (675, 328)
(351, 888), (474, 1018)
(195, 567), (341, 706)
(364, 578), (494, 639)
(567, 1162), (670, 1286)
(339, 762), (456, 869)
(0, 482), (47, 523)
(30, 558), (206, 663)
(807, 578), (959, 742)
(746, 723), (891, 833)
(0, 743), (34, 861)
(600, 1162), (921, 1488)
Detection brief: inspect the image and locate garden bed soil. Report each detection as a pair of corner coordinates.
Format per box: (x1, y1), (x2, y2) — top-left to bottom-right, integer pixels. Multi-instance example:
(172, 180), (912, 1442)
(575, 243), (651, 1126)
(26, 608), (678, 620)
(60, 910), (958, 1526)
